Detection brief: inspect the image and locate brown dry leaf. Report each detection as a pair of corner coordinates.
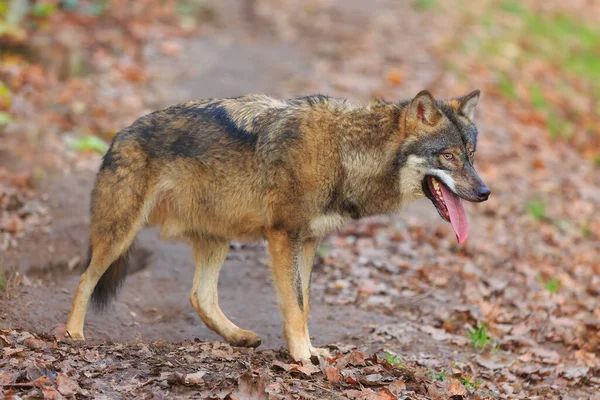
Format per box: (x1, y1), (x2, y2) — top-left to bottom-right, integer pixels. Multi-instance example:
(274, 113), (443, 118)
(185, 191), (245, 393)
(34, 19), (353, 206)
(24, 337), (47, 350)
(3, 347), (25, 357)
(377, 388), (396, 400)
(272, 360), (319, 376)
(562, 366), (589, 379)
(336, 350), (367, 368)
(42, 387), (65, 400)
(360, 373), (384, 386)
(159, 41), (183, 55)
(324, 366), (342, 383)
(388, 379), (406, 394)
(56, 373), (79, 396)
(184, 371), (206, 385)
(2, 217), (24, 233)
(386, 69), (403, 86)
(420, 325), (450, 341)
(118, 66), (149, 83)
(271, 360), (293, 372)
(475, 354), (510, 370)
(344, 388), (395, 400)
(448, 379), (466, 396)
(530, 347), (561, 364)
(52, 325), (67, 341)
(293, 363), (320, 376)
(231, 371), (268, 400)
(209, 348), (234, 360)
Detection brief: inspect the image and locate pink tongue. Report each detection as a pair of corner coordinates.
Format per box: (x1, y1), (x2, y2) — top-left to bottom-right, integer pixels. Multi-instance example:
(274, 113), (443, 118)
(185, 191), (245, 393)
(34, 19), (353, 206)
(439, 183), (469, 244)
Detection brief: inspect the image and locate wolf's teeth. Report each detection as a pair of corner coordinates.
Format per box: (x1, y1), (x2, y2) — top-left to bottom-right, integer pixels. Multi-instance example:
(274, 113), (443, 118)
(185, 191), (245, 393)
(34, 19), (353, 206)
(430, 177), (445, 206)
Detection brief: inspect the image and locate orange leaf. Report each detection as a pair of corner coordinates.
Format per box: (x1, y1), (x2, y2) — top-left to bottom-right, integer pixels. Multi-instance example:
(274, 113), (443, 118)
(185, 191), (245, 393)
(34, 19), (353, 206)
(386, 69), (403, 86)
(448, 379), (466, 396)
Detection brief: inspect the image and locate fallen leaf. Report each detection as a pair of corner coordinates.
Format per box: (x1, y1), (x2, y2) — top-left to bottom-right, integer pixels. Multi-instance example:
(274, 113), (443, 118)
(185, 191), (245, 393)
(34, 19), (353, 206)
(562, 366), (589, 379)
(345, 388), (395, 400)
(360, 373), (384, 386)
(420, 325), (450, 341)
(386, 69), (403, 86)
(56, 373), (79, 396)
(336, 350), (367, 368)
(530, 347), (561, 364)
(271, 360), (293, 372)
(294, 363), (320, 376)
(448, 379), (466, 396)
(475, 355), (510, 370)
(388, 379), (406, 394)
(42, 387), (65, 400)
(184, 371), (206, 385)
(324, 366), (342, 383)
(3, 347), (25, 357)
(24, 337), (47, 350)
(231, 371), (268, 400)
(52, 325), (67, 341)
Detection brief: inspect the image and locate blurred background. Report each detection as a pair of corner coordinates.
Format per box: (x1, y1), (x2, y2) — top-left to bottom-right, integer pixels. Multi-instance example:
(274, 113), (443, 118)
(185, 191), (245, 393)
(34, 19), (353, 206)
(0, 0), (598, 397)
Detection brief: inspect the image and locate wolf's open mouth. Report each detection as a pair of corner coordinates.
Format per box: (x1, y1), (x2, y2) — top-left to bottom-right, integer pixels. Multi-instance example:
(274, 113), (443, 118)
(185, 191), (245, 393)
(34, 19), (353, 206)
(422, 176), (469, 244)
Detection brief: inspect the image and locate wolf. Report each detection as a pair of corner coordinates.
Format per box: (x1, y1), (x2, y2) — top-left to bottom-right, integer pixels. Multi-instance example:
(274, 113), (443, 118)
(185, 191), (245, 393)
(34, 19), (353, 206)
(65, 90), (490, 361)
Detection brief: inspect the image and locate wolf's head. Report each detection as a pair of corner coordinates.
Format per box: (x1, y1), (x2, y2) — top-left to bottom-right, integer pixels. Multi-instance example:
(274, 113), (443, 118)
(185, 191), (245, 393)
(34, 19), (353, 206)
(398, 90), (490, 244)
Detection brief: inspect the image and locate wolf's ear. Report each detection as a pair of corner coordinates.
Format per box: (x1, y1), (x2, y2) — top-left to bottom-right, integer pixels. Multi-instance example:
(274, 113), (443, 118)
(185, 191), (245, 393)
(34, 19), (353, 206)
(406, 90), (442, 129)
(456, 90), (480, 120)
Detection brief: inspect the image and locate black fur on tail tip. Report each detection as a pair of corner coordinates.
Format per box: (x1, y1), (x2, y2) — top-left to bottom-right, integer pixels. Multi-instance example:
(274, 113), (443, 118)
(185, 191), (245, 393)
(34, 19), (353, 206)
(82, 243), (134, 312)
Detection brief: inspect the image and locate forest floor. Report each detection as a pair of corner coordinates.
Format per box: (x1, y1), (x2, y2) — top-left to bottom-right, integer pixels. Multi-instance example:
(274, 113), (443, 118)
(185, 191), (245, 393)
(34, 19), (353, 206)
(1, 0), (599, 399)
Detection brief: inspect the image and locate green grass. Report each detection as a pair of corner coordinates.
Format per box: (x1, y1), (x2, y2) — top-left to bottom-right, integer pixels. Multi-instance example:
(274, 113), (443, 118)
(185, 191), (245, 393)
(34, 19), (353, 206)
(498, 75), (518, 100)
(581, 219), (593, 238)
(385, 352), (404, 367)
(0, 82), (12, 109)
(538, 273), (561, 294)
(529, 84), (549, 111)
(544, 278), (560, 294)
(0, 111), (12, 126)
(462, 1), (600, 151)
(546, 114), (572, 139)
(413, 0), (437, 11)
(426, 371), (448, 381)
(461, 376), (482, 391)
(500, 0), (524, 14)
(525, 199), (547, 221)
(65, 135), (109, 154)
(496, 1), (600, 83)
(0, 267), (6, 295)
(468, 323), (491, 350)
(317, 243), (330, 257)
(31, 3), (58, 17)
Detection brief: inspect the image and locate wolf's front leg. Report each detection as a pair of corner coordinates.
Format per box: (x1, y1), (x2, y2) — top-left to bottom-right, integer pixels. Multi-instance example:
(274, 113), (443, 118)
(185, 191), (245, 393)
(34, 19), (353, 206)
(267, 230), (314, 361)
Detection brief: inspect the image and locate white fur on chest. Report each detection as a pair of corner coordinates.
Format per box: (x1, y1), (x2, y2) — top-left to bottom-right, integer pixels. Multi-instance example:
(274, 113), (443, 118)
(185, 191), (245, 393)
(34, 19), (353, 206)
(310, 213), (350, 237)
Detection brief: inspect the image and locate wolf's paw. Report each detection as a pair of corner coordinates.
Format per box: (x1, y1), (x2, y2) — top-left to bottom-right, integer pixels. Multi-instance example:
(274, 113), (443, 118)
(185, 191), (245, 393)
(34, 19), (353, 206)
(66, 330), (85, 341)
(227, 330), (262, 348)
(310, 346), (332, 360)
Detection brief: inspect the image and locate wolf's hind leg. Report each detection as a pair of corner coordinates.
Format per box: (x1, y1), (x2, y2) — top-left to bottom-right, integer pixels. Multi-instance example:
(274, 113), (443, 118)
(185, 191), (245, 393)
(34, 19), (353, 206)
(299, 239), (331, 359)
(66, 148), (149, 340)
(190, 237), (262, 348)
(65, 223), (141, 340)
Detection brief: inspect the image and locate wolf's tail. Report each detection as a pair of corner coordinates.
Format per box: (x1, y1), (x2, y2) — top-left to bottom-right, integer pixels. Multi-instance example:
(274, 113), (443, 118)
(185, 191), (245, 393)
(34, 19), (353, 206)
(84, 243), (135, 310)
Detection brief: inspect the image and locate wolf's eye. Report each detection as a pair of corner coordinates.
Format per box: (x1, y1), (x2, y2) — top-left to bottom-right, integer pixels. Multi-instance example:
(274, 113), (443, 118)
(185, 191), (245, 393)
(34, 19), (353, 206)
(442, 153), (454, 160)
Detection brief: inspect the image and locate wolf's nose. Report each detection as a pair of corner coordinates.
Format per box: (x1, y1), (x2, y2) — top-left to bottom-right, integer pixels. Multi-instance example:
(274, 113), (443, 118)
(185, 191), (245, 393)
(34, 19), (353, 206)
(477, 186), (491, 201)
